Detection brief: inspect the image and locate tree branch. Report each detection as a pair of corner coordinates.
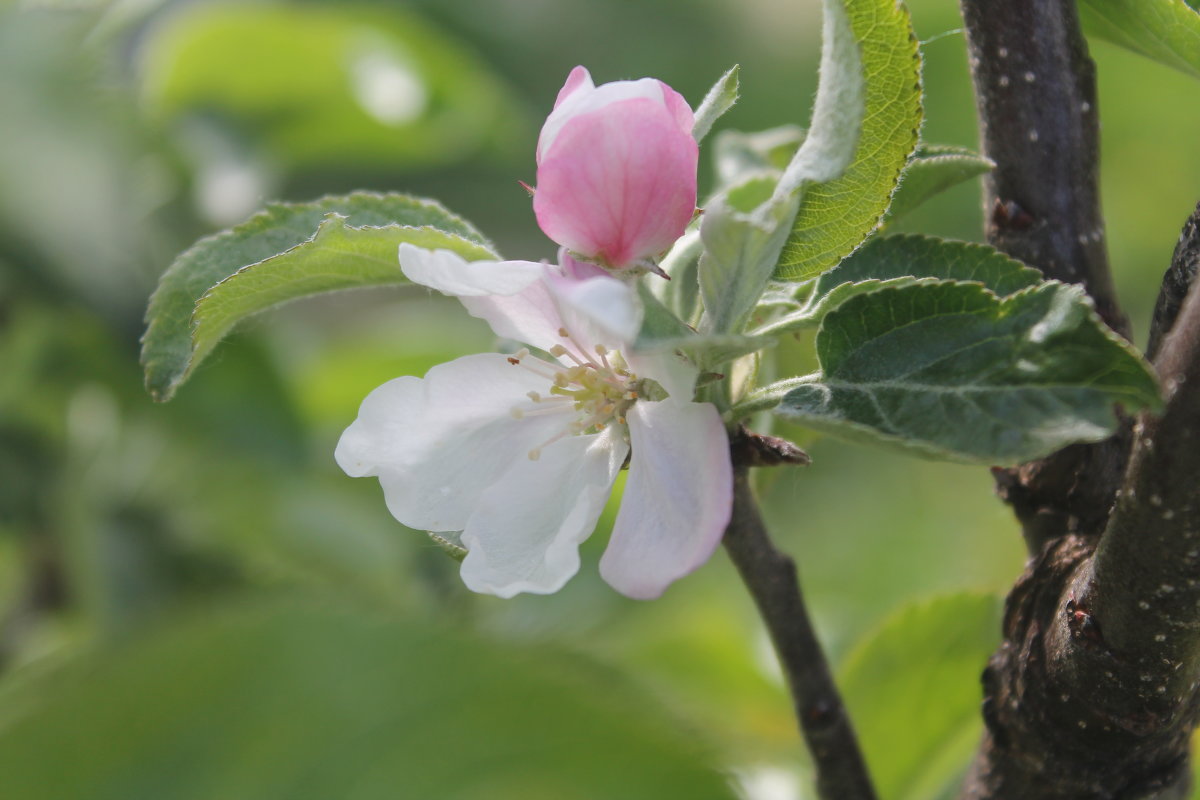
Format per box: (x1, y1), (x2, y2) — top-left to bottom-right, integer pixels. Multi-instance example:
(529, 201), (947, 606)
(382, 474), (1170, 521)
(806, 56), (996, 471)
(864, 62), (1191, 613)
(960, 0), (1134, 557)
(958, 1), (1200, 796)
(722, 466), (877, 800)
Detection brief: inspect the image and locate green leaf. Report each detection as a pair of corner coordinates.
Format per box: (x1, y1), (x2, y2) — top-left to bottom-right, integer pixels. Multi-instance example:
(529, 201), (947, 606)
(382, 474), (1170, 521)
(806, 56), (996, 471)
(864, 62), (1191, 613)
(141, 192), (493, 402)
(886, 145), (994, 223)
(754, 235), (1042, 337)
(635, 283), (772, 371)
(776, 280), (1160, 463)
(0, 603), (737, 800)
(774, 0), (923, 280)
(840, 594), (1003, 800)
(140, 3), (523, 169)
(699, 176), (802, 335)
(1078, 0), (1200, 81)
(692, 65), (740, 143)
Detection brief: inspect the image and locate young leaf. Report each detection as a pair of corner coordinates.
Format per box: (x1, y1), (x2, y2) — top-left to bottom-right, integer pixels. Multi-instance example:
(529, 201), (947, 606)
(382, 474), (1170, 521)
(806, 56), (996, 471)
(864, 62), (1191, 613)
(0, 603), (737, 800)
(141, 192), (493, 402)
(754, 235), (1042, 336)
(776, 281), (1160, 464)
(840, 594), (1003, 800)
(774, 0), (922, 280)
(692, 65), (740, 143)
(886, 145), (994, 223)
(1078, 0), (1200, 81)
(699, 176), (801, 335)
(635, 283), (772, 371)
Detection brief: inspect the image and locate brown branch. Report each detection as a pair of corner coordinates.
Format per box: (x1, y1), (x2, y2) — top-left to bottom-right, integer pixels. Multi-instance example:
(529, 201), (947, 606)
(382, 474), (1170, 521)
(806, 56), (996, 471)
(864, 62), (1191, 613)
(958, 2), (1200, 797)
(723, 466), (877, 800)
(960, 0), (1134, 557)
(1147, 202), (1200, 362)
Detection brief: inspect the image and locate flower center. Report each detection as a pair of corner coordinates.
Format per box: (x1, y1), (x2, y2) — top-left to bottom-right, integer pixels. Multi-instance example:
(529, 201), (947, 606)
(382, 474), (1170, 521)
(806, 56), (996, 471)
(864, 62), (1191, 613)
(506, 330), (641, 460)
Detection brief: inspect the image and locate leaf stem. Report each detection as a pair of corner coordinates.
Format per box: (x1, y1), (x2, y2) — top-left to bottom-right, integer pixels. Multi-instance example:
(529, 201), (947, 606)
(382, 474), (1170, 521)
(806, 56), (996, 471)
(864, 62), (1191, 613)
(722, 466), (877, 800)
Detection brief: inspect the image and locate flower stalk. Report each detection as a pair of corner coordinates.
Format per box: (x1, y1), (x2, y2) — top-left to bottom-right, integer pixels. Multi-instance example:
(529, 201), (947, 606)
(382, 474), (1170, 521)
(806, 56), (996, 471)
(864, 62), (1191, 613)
(723, 465), (878, 800)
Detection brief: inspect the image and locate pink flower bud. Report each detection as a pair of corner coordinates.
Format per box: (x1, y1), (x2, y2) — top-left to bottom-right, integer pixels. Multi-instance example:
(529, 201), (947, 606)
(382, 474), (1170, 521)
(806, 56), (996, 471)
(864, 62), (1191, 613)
(533, 66), (698, 270)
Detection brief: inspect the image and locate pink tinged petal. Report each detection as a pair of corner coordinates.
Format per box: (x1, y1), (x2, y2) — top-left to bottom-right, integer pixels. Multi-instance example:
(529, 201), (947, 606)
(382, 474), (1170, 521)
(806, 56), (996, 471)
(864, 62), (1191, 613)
(398, 244), (542, 297)
(460, 428), (629, 598)
(534, 98), (699, 268)
(334, 353), (570, 532)
(553, 65), (593, 110)
(558, 249), (608, 281)
(658, 80), (696, 134)
(537, 76), (673, 163)
(599, 399), (733, 599)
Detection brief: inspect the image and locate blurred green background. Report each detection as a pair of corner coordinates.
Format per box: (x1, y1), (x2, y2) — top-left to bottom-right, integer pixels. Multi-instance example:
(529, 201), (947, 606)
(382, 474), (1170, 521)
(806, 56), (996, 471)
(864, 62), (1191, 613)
(2, 0), (1198, 798)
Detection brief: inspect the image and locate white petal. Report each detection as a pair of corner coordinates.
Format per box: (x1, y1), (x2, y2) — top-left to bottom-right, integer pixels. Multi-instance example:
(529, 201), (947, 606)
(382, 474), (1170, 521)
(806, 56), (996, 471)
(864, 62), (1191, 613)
(599, 399), (732, 599)
(399, 244), (543, 296)
(335, 353), (570, 532)
(460, 428), (629, 598)
(459, 276), (571, 354)
(549, 274), (642, 347)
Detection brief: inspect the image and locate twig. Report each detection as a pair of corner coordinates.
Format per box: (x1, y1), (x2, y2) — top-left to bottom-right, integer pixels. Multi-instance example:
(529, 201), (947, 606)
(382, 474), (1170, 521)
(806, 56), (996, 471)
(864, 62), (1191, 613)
(722, 466), (877, 800)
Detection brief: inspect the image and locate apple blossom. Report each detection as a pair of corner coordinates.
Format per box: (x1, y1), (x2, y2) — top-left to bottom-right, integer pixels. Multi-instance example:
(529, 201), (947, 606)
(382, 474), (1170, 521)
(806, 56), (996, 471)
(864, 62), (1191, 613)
(335, 244), (732, 599)
(533, 66), (699, 270)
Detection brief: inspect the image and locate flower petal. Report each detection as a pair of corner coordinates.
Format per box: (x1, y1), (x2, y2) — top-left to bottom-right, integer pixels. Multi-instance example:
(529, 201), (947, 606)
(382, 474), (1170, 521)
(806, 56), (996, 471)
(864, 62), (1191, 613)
(459, 274), (570, 354)
(538, 76), (666, 162)
(335, 353), (570, 532)
(548, 273), (642, 348)
(534, 98), (699, 267)
(460, 428), (628, 597)
(599, 399), (732, 599)
(553, 65), (593, 110)
(398, 244), (543, 296)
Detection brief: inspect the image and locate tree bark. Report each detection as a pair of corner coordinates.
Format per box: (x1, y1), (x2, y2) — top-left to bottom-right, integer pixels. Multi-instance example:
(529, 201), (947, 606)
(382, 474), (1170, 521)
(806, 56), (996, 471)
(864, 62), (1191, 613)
(959, 1), (1200, 797)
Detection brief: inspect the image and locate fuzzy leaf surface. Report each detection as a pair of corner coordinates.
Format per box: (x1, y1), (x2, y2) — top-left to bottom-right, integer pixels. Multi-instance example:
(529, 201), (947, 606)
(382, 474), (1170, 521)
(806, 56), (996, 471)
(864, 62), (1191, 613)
(142, 192), (492, 401)
(755, 235), (1042, 336)
(776, 281), (1160, 463)
(774, 0), (922, 280)
(886, 145), (994, 222)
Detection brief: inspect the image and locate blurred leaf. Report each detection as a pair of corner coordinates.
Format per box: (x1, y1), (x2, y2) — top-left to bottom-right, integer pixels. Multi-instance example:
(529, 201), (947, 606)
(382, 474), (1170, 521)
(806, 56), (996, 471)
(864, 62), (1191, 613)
(776, 281), (1160, 463)
(840, 593), (1002, 800)
(140, 2), (523, 169)
(886, 145), (994, 223)
(755, 235), (1042, 336)
(1079, 0), (1200, 80)
(692, 65), (740, 143)
(775, 0), (922, 280)
(712, 126), (806, 189)
(141, 192), (493, 402)
(0, 602), (737, 800)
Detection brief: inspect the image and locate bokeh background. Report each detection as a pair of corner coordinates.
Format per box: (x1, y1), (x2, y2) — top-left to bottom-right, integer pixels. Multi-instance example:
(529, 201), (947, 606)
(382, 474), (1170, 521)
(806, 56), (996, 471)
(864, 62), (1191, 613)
(2, 0), (1199, 798)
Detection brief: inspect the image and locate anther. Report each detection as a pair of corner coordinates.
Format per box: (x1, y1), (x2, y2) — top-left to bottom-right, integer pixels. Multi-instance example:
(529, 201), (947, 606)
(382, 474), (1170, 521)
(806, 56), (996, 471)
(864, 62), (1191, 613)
(557, 327), (570, 337)
(527, 391), (541, 402)
(528, 448), (541, 461)
(510, 407), (525, 419)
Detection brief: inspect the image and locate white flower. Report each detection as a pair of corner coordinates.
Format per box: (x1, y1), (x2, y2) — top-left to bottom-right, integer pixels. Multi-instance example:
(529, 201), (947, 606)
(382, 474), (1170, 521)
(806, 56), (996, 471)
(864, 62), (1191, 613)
(335, 244), (733, 599)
